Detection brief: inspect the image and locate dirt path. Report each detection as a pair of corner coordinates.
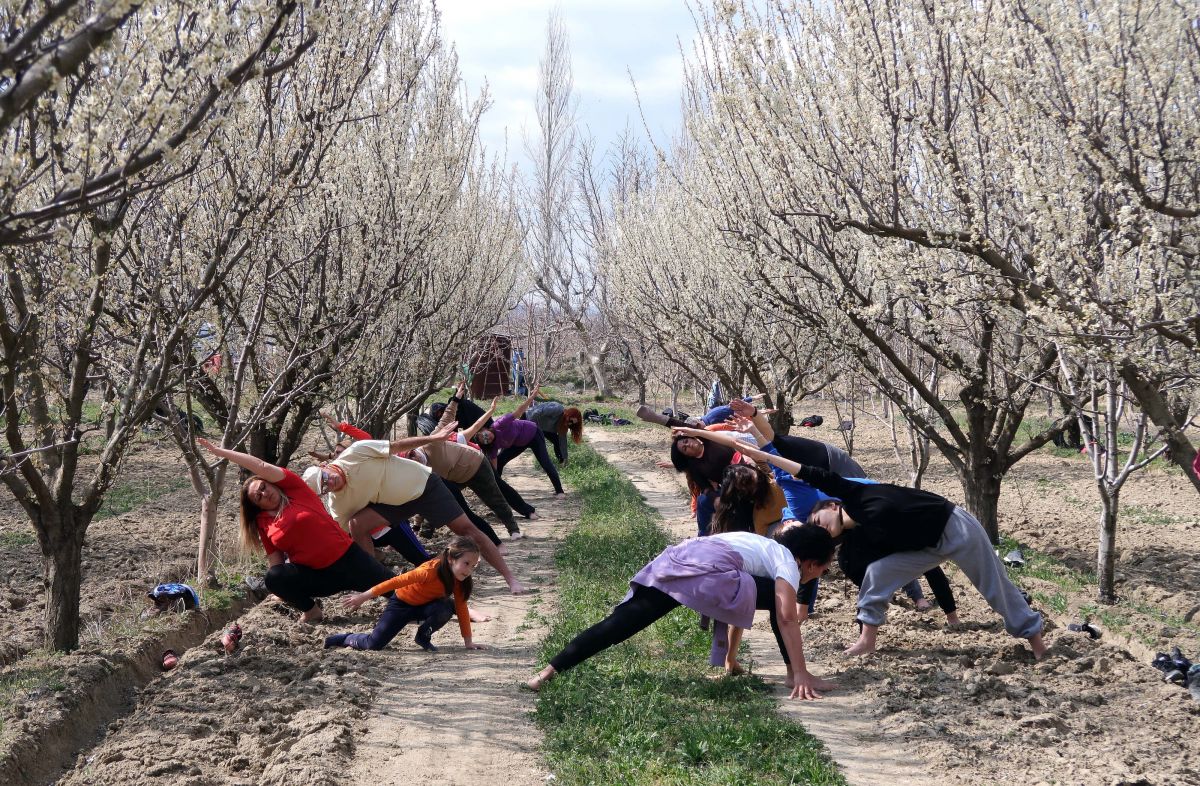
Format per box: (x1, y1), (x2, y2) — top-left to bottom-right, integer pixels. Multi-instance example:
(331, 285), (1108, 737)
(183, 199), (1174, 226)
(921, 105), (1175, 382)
(585, 428), (936, 786)
(344, 459), (566, 786)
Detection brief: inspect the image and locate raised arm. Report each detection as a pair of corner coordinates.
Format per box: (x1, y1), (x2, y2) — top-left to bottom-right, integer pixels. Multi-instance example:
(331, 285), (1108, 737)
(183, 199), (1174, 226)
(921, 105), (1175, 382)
(197, 438), (285, 483)
(729, 399), (775, 442)
(438, 383), (467, 430)
(388, 420), (458, 454)
(321, 411), (371, 441)
(461, 397), (499, 442)
(512, 385), (540, 419)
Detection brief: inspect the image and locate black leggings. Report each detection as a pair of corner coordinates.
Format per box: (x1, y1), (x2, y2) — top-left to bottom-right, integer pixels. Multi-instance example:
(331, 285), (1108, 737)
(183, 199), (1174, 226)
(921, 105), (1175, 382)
(372, 523), (431, 568)
(264, 544), (394, 613)
(496, 431), (565, 494)
(548, 578), (793, 674)
(445, 482), (503, 545)
(497, 475), (535, 518)
(549, 584), (680, 672)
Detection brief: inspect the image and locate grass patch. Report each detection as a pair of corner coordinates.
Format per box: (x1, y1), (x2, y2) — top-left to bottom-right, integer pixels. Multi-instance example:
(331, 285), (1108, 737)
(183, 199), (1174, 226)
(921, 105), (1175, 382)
(0, 655), (67, 724)
(1122, 504), (1189, 528)
(0, 531), (36, 548)
(94, 476), (192, 521)
(536, 441), (844, 785)
(999, 535), (1094, 593)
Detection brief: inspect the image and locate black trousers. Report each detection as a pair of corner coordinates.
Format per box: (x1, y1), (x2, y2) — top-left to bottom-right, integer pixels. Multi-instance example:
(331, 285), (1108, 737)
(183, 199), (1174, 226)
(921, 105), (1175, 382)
(345, 597), (454, 651)
(547, 578), (794, 674)
(264, 543), (394, 613)
(496, 475), (535, 518)
(549, 585), (680, 672)
(496, 431), (565, 494)
(445, 481), (503, 545)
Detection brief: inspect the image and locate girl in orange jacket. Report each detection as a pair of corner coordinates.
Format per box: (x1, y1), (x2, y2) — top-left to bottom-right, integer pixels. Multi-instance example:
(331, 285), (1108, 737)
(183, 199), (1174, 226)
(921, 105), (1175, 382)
(324, 536), (486, 652)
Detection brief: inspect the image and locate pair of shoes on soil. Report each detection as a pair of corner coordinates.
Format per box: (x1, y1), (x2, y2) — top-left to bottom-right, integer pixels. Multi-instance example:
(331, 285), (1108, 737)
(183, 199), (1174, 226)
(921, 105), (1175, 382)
(414, 626), (438, 652)
(1067, 621), (1101, 639)
(1003, 549), (1026, 568)
(1152, 647), (1193, 684)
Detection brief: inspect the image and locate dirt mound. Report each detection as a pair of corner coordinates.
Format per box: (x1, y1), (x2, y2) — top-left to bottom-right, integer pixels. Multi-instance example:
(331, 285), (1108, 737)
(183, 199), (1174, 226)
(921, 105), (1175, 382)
(60, 601), (374, 786)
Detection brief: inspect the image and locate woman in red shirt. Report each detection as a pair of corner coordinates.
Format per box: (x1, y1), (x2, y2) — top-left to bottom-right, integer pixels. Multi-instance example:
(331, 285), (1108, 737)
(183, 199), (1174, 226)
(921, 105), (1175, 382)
(198, 438), (394, 623)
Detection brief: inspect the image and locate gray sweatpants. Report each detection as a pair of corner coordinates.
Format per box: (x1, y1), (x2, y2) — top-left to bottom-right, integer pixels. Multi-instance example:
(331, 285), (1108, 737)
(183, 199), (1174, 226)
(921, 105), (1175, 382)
(856, 507), (1042, 639)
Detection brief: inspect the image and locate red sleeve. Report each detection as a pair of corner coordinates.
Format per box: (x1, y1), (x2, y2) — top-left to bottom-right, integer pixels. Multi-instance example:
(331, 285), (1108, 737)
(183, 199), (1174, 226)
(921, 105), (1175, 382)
(256, 519), (278, 557)
(338, 422), (372, 441)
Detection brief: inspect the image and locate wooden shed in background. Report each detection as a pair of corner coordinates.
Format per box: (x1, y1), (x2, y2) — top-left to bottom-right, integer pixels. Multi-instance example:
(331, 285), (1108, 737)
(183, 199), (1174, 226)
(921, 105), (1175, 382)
(467, 330), (513, 398)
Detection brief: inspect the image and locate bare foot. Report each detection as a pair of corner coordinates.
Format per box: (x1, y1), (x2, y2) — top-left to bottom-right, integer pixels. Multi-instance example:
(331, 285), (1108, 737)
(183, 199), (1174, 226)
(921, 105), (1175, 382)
(945, 612), (962, 625)
(527, 512), (541, 521)
(844, 623), (878, 656)
(525, 665), (556, 691)
(724, 659), (746, 676)
(1028, 632), (1048, 660)
(300, 605), (324, 624)
(554, 492), (566, 497)
(469, 608), (492, 623)
(498, 543), (509, 556)
(915, 598), (933, 612)
(843, 639), (876, 656)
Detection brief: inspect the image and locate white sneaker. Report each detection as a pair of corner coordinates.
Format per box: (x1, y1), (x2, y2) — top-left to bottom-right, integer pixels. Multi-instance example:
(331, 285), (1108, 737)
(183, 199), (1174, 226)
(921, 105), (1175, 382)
(509, 531), (525, 540)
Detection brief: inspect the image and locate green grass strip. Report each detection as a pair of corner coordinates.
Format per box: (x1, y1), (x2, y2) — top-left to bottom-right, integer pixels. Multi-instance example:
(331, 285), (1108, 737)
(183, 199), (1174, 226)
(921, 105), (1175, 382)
(536, 441), (845, 785)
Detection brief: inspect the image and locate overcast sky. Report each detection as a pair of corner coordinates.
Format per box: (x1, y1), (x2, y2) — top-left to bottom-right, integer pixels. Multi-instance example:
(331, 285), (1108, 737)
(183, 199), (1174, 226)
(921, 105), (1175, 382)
(438, 1), (697, 169)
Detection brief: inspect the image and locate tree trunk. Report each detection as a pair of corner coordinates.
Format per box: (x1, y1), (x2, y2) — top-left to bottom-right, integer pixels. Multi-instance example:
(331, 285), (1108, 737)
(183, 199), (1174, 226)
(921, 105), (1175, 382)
(637, 378), (647, 406)
(589, 354), (610, 400)
(196, 492), (220, 588)
(1096, 488), (1119, 604)
(769, 403), (794, 436)
(41, 513), (87, 651)
(959, 461), (1003, 544)
(248, 426), (279, 467)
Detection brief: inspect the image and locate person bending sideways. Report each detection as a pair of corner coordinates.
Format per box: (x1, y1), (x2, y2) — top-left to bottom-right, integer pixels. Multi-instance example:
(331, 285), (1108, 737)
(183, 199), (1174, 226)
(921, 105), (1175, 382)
(679, 419), (955, 617)
(527, 525), (838, 700)
(308, 432), (528, 594)
(523, 400), (584, 466)
(726, 440), (1046, 660)
(325, 536), (488, 653)
(472, 386), (566, 497)
(197, 438), (394, 624)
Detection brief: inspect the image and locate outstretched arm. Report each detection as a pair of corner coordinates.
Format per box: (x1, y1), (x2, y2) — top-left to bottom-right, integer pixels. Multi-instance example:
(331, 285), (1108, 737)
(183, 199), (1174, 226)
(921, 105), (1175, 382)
(676, 429), (806, 476)
(461, 397), (499, 442)
(197, 438), (285, 483)
(438, 382), (467, 430)
(774, 578), (834, 700)
(671, 425), (762, 455)
(512, 385), (540, 419)
(388, 421), (459, 454)
(729, 399), (776, 442)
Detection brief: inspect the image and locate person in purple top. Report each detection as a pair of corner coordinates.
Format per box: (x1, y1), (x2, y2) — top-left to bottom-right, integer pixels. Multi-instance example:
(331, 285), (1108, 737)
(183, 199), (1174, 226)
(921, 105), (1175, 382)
(473, 386), (566, 496)
(525, 525), (837, 699)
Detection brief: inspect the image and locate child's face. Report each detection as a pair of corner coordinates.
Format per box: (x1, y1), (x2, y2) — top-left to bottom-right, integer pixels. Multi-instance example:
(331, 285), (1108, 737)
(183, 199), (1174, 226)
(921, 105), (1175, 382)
(450, 552), (480, 581)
